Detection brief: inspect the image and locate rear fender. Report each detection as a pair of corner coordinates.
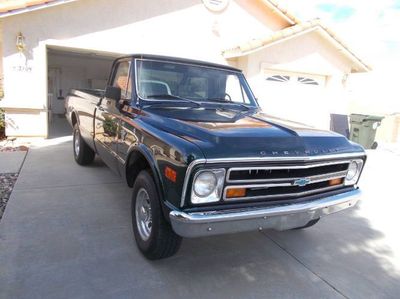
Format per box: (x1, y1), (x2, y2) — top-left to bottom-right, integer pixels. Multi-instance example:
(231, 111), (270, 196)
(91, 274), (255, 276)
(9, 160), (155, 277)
(70, 109), (80, 127)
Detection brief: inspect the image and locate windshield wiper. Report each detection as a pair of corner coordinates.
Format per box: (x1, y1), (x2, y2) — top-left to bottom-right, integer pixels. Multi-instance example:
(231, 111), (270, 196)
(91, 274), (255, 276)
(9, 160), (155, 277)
(206, 98), (250, 110)
(145, 94), (201, 107)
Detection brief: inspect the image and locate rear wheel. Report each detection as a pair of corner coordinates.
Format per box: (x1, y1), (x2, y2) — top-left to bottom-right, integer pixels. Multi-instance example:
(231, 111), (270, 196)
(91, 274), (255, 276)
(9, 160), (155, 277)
(292, 218), (320, 230)
(73, 124), (95, 165)
(132, 170), (182, 260)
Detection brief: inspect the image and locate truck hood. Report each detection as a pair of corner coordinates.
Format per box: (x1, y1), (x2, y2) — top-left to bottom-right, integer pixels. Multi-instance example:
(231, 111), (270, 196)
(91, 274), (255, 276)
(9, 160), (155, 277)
(142, 107), (364, 159)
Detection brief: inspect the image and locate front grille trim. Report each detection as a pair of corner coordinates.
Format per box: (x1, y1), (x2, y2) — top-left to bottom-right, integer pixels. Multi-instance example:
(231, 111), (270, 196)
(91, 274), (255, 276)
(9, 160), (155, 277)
(226, 170), (347, 188)
(223, 160), (350, 202)
(180, 153), (366, 207)
(227, 160), (351, 183)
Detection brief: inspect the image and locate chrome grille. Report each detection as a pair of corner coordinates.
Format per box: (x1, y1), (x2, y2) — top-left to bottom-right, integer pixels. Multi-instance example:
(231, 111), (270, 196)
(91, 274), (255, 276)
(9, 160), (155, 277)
(224, 161), (350, 201)
(227, 161), (350, 183)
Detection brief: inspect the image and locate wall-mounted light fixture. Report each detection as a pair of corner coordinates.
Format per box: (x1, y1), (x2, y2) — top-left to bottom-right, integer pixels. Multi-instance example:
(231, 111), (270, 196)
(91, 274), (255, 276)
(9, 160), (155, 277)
(16, 32), (26, 52)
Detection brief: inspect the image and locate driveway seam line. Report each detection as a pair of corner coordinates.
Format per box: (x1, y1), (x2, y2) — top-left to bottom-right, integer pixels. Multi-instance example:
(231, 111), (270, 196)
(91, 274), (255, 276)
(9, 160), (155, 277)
(262, 232), (349, 299)
(17, 150), (29, 173)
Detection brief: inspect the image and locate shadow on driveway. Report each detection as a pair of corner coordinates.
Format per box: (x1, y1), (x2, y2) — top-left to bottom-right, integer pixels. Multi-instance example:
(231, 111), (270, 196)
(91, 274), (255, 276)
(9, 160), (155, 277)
(0, 139), (399, 299)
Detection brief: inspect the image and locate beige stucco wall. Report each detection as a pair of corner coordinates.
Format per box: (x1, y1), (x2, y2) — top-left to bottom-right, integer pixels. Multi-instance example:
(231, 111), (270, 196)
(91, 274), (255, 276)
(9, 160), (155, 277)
(236, 30), (352, 129)
(0, 0), (355, 136)
(1, 0), (292, 137)
(375, 114), (400, 143)
(0, 21), (3, 95)
(346, 72), (400, 144)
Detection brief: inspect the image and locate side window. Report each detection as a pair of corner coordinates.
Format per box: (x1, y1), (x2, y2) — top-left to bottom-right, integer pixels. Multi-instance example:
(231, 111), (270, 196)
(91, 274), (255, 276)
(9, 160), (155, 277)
(112, 61), (131, 99)
(225, 74), (250, 104)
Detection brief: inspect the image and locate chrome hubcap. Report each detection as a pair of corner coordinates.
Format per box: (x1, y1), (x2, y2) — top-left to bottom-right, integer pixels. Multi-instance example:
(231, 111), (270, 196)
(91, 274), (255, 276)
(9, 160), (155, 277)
(135, 188), (152, 241)
(74, 129), (80, 157)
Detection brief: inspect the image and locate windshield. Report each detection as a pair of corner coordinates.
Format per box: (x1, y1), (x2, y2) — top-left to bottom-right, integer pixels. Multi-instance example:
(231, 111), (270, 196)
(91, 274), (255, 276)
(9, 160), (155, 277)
(136, 59), (257, 107)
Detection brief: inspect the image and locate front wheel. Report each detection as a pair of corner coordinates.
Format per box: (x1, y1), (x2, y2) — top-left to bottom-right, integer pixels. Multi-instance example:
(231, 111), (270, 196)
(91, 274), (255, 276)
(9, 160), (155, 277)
(132, 170), (182, 260)
(73, 124), (95, 165)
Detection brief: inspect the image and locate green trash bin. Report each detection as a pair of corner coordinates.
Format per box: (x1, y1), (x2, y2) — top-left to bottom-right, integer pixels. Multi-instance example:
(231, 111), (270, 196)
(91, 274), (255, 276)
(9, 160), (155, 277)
(349, 114), (384, 149)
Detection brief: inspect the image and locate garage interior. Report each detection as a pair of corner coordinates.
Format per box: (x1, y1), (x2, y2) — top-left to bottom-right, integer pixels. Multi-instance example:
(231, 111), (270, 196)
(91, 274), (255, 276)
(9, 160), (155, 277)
(47, 47), (119, 137)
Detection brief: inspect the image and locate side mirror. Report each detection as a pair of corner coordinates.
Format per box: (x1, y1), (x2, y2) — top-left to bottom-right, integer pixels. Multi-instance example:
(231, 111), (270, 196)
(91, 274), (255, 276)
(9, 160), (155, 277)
(104, 86), (121, 102)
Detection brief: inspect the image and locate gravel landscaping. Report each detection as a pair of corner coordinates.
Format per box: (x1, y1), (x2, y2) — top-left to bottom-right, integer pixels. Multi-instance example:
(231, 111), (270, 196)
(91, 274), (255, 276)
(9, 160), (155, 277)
(0, 142), (28, 221)
(0, 145), (29, 152)
(0, 173), (18, 221)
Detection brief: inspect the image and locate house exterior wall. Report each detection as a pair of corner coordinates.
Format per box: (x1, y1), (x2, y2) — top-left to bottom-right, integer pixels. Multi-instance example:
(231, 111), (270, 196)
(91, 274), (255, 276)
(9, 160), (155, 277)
(0, 21), (3, 96)
(1, 0), (291, 137)
(0, 0), (356, 137)
(237, 30), (352, 129)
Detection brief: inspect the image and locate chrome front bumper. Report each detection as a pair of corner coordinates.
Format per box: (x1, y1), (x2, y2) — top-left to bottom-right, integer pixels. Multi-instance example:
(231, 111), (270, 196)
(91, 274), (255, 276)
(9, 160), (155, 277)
(170, 189), (361, 238)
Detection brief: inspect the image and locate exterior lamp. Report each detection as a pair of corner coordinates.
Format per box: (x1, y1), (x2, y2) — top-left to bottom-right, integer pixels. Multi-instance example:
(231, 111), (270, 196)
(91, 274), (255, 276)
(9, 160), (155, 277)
(16, 32), (26, 52)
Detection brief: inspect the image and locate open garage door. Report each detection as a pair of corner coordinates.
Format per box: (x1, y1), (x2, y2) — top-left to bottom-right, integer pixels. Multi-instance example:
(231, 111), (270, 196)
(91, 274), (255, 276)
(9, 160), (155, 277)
(47, 46), (120, 137)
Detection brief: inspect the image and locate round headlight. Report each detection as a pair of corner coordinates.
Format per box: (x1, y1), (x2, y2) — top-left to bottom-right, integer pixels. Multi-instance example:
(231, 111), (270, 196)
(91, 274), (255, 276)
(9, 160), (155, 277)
(193, 171), (217, 197)
(346, 161), (358, 181)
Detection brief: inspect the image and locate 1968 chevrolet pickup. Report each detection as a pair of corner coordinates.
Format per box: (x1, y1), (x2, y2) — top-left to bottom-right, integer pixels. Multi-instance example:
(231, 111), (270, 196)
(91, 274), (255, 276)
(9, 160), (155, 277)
(66, 54), (366, 260)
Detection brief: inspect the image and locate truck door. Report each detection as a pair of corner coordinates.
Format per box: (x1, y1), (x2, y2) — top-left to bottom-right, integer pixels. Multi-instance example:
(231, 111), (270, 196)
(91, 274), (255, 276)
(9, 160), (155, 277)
(116, 61), (140, 168)
(94, 60), (131, 174)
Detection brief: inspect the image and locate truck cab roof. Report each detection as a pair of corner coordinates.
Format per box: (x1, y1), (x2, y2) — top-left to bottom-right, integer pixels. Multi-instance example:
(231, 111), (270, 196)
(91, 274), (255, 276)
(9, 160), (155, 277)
(116, 54), (242, 73)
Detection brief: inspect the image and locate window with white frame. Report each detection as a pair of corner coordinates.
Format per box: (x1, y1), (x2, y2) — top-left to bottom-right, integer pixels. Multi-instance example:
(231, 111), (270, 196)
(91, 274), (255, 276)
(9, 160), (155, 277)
(265, 71), (325, 87)
(297, 76), (319, 85)
(266, 75), (290, 83)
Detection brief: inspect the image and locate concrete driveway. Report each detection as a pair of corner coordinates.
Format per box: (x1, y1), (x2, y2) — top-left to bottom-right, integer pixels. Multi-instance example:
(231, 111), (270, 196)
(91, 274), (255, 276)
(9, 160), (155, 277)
(1, 136), (399, 299)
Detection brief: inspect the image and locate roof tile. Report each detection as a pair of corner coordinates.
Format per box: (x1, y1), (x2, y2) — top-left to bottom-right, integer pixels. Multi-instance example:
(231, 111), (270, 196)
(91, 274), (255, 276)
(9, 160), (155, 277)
(0, 0), (56, 13)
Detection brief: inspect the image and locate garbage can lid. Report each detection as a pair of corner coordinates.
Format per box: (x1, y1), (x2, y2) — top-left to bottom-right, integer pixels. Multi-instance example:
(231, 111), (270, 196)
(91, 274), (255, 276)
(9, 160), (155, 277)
(364, 115), (384, 121)
(350, 114), (367, 123)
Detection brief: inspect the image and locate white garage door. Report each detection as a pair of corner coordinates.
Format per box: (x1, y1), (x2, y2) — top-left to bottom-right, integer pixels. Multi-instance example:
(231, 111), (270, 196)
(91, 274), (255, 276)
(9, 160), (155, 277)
(258, 70), (329, 129)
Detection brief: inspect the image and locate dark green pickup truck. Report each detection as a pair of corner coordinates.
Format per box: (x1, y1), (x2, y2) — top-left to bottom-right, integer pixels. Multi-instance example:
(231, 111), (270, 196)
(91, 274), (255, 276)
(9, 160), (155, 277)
(66, 54), (366, 259)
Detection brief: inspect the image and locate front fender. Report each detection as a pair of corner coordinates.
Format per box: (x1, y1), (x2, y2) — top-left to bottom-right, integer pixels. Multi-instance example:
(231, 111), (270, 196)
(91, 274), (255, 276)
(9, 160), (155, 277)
(123, 115), (205, 209)
(126, 143), (165, 199)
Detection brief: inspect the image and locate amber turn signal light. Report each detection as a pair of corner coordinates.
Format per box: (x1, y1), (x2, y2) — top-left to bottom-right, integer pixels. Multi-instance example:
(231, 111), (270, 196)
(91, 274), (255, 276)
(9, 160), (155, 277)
(328, 178), (343, 186)
(164, 166), (177, 183)
(226, 188), (246, 198)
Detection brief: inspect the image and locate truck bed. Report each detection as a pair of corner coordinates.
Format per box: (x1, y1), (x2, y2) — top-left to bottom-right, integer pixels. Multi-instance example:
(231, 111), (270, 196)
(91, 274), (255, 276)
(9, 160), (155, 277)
(66, 89), (105, 151)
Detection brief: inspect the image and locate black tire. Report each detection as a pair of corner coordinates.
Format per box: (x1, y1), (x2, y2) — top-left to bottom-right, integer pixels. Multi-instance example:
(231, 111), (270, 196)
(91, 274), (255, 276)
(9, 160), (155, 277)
(73, 124), (95, 165)
(292, 218), (320, 230)
(132, 170), (182, 260)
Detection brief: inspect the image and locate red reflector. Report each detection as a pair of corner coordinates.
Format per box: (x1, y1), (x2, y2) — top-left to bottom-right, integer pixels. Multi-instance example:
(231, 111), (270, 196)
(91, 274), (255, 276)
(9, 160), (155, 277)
(165, 166), (177, 182)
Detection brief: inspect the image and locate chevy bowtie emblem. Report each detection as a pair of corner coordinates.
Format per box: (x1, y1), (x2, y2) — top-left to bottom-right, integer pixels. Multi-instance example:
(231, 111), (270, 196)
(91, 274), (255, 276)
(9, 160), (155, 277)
(293, 178), (311, 187)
